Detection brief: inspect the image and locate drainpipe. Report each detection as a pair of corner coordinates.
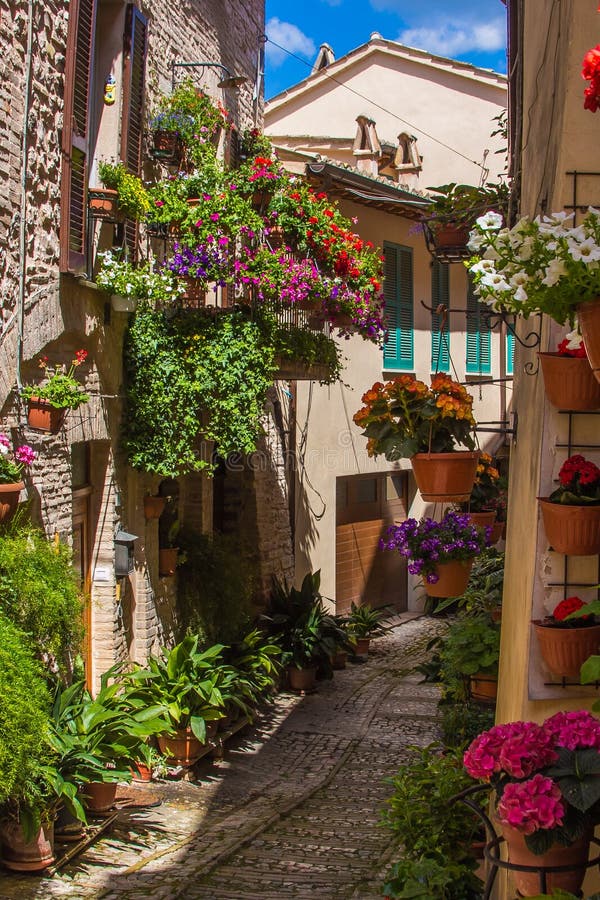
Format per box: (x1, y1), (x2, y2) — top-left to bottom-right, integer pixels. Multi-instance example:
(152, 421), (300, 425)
(16, 0), (35, 393)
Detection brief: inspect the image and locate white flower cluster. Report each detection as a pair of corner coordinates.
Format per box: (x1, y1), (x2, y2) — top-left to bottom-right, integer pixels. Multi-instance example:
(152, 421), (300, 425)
(467, 208), (600, 325)
(96, 251), (184, 305)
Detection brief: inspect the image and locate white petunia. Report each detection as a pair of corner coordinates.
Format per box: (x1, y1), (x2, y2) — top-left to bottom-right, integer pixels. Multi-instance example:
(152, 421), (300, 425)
(541, 258), (567, 286)
(481, 272), (510, 291)
(467, 231), (486, 251)
(510, 271), (529, 288)
(568, 237), (600, 263)
(514, 285), (528, 303)
(475, 210), (504, 231)
(0, 444), (8, 456)
(470, 259), (496, 275)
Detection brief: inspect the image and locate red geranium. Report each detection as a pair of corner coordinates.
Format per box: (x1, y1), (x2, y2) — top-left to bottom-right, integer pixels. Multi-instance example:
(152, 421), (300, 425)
(549, 454), (600, 504)
(552, 596), (589, 622)
(582, 45), (600, 112)
(557, 337), (587, 358)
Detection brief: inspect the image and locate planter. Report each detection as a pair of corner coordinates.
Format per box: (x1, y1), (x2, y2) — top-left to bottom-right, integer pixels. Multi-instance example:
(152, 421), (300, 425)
(411, 451), (479, 502)
(331, 650), (348, 669)
(157, 726), (212, 766)
(307, 314), (326, 331)
(0, 481), (24, 523)
(287, 665), (317, 692)
(430, 223), (470, 251)
(159, 547), (178, 576)
(88, 187), (119, 220)
(466, 510), (497, 529)
(152, 130), (182, 161)
(27, 396), (67, 433)
(144, 495), (166, 519)
(539, 352), (600, 410)
(330, 312), (354, 329)
(469, 672), (498, 703)
(578, 299), (600, 383)
(54, 804), (85, 842)
(489, 520), (505, 544)
(533, 621), (600, 679)
(0, 820), (54, 872)
(80, 781), (117, 813)
(353, 637), (371, 656)
(130, 762), (152, 783)
(422, 558), (473, 598)
(500, 822), (591, 897)
(111, 293), (138, 313)
(539, 498), (600, 556)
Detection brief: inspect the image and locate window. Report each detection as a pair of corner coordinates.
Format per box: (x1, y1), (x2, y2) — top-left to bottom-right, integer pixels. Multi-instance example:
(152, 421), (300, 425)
(431, 261), (450, 372)
(383, 242), (413, 371)
(466, 279), (492, 374)
(506, 330), (515, 375)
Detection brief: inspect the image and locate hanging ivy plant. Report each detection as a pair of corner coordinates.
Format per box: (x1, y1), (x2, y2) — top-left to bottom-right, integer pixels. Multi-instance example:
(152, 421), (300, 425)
(123, 306), (278, 477)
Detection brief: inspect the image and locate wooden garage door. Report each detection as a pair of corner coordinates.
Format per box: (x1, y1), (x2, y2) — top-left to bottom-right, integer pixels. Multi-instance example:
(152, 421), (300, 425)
(335, 472), (408, 615)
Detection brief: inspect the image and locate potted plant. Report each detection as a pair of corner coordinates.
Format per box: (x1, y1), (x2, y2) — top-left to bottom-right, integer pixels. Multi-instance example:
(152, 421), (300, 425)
(143, 493), (166, 519)
(149, 78), (231, 162)
(22, 349), (89, 431)
(467, 208), (600, 381)
(125, 636), (226, 766)
(539, 454), (600, 556)
(539, 328), (600, 411)
(381, 511), (489, 598)
(344, 601), (389, 655)
(96, 161), (150, 221)
(440, 614), (501, 702)
(533, 596), (600, 681)
(159, 520), (180, 576)
(353, 374), (479, 501)
(460, 452), (502, 527)
(423, 181), (508, 253)
(0, 435), (35, 521)
(96, 251), (183, 311)
(463, 711), (600, 896)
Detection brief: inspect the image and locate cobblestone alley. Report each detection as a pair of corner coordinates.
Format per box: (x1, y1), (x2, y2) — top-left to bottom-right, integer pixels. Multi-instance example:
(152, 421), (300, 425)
(1, 616), (440, 900)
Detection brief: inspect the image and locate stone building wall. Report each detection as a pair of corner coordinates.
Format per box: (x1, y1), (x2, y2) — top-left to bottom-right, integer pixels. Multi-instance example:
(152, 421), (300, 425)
(0, 0), (290, 690)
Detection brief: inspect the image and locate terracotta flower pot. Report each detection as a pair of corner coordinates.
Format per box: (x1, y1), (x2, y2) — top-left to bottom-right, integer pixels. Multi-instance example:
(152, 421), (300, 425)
(539, 352), (600, 410)
(500, 822), (591, 897)
(0, 820), (54, 872)
(88, 187), (119, 219)
(533, 621), (600, 679)
(287, 666), (317, 692)
(431, 223), (470, 250)
(331, 650), (348, 669)
(539, 498), (600, 556)
(0, 481), (24, 523)
(422, 558), (473, 598)
(152, 130), (182, 161)
(27, 397), (67, 432)
(411, 451), (479, 502)
(157, 726), (211, 766)
(466, 510), (497, 529)
(130, 762), (153, 783)
(159, 547), (178, 576)
(54, 804), (85, 842)
(353, 637), (371, 656)
(81, 781), (118, 813)
(578, 299), (600, 383)
(144, 495), (166, 519)
(469, 673), (498, 703)
(489, 520), (504, 544)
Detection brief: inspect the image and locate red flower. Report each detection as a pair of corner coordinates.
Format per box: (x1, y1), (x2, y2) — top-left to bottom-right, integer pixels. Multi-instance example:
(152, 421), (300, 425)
(323, 209), (334, 218)
(557, 338), (587, 358)
(74, 349), (88, 366)
(553, 596), (589, 622)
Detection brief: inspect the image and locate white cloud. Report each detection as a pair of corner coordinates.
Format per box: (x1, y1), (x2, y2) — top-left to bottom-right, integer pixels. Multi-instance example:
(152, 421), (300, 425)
(397, 18), (506, 57)
(265, 17), (317, 68)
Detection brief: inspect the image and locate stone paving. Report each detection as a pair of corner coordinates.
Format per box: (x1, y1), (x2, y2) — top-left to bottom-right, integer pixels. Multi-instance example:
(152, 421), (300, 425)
(0, 615), (441, 900)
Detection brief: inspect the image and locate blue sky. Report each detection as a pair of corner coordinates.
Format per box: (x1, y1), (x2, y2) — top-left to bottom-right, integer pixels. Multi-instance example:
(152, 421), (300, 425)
(264, 0), (507, 99)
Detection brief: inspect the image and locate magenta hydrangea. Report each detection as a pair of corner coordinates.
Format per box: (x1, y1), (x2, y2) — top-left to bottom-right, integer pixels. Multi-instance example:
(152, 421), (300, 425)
(543, 710), (600, 751)
(463, 721), (558, 780)
(497, 774), (565, 834)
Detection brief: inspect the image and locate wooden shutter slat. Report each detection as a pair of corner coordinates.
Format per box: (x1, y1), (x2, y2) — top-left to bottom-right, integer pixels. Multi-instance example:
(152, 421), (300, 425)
(466, 279), (491, 374)
(121, 5), (148, 263)
(431, 261), (450, 372)
(383, 243), (413, 371)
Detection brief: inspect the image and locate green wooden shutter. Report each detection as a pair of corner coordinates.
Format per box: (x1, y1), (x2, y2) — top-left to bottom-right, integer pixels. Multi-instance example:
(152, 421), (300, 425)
(431, 261), (450, 372)
(506, 330), (515, 375)
(121, 6), (148, 263)
(466, 280), (492, 374)
(383, 243), (413, 371)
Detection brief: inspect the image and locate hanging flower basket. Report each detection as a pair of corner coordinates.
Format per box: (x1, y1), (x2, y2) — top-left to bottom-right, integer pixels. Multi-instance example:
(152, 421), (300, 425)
(26, 397), (67, 433)
(151, 130), (183, 163)
(577, 299), (600, 383)
(88, 187), (119, 220)
(421, 558), (473, 597)
(430, 222), (471, 251)
(539, 352), (600, 410)
(500, 822), (591, 897)
(411, 451), (479, 502)
(533, 620), (600, 679)
(0, 482), (24, 523)
(539, 499), (600, 556)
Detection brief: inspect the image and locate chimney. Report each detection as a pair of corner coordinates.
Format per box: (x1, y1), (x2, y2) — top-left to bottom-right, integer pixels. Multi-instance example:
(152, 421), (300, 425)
(352, 115), (381, 176)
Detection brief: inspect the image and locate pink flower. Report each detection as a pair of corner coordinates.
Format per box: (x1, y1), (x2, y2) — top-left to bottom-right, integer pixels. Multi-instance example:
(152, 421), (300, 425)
(14, 444), (36, 466)
(543, 710), (600, 750)
(464, 721), (557, 780)
(497, 774), (565, 834)
(0, 434), (10, 451)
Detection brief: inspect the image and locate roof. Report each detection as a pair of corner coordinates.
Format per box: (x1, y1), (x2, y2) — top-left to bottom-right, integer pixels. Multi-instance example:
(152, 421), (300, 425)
(266, 35), (507, 111)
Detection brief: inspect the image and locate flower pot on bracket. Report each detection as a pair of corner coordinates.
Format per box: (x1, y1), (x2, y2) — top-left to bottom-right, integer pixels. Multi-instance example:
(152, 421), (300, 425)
(539, 352), (600, 410)
(539, 499), (600, 556)
(469, 673), (498, 703)
(88, 187), (119, 220)
(465, 510), (496, 529)
(159, 547), (178, 576)
(27, 397), (67, 433)
(500, 822), (591, 897)
(489, 520), (505, 544)
(422, 558), (473, 598)
(578, 299), (600, 383)
(411, 451), (479, 502)
(0, 820), (54, 872)
(0, 481), (24, 523)
(144, 495), (166, 520)
(430, 223), (470, 251)
(151, 130), (183, 162)
(533, 621), (600, 679)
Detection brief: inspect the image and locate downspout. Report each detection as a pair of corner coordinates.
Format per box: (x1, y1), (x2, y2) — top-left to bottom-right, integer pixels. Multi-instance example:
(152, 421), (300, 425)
(16, 0), (35, 394)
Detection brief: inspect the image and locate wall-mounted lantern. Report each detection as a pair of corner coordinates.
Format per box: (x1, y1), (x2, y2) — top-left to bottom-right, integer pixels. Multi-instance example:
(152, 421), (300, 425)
(114, 530), (138, 578)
